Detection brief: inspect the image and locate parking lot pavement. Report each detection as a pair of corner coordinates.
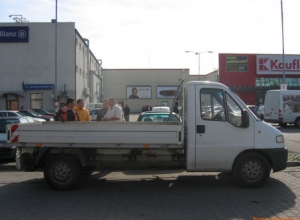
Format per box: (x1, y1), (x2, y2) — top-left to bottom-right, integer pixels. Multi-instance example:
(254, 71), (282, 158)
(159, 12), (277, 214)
(1, 161), (300, 220)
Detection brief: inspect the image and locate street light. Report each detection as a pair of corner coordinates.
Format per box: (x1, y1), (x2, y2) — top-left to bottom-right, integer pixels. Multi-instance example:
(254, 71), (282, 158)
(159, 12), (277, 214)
(185, 51), (213, 75)
(280, 0), (286, 87)
(9, 15), (23, 23)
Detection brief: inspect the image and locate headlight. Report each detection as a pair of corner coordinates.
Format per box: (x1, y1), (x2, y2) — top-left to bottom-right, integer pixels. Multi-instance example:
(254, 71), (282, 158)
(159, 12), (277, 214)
(49, 118), (54, 121)
(276, 135), (284, 143)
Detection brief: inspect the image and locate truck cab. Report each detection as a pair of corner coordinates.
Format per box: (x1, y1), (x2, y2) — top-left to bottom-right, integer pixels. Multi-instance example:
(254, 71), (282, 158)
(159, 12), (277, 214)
(184, 81), (287, 187)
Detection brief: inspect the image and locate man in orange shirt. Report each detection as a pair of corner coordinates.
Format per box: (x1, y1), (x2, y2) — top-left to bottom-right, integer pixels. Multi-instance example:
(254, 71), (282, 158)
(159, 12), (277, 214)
(55, 97), (79, 122)
(73, 99), (91, 121)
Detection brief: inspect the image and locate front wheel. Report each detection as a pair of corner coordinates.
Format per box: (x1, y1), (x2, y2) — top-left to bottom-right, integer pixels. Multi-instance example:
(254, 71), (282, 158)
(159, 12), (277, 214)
(233, 153), (270, 188)
(44, 156), (81, 191)
(294, 118), (300, 128)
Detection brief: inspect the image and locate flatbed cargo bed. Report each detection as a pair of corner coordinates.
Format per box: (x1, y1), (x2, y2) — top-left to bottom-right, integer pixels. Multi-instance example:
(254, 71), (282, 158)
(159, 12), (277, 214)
(7, 121), (183, 149)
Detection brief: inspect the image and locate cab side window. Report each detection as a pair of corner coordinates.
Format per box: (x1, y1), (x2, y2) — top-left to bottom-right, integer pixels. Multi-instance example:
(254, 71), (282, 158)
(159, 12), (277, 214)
(225, 93), (242, 127)
(200, 89), (226, 121)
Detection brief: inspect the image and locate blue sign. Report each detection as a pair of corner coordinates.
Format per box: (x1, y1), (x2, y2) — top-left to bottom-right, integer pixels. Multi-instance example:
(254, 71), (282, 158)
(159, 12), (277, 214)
(0, 26), (29, 42)
(23, 84), (53, 91)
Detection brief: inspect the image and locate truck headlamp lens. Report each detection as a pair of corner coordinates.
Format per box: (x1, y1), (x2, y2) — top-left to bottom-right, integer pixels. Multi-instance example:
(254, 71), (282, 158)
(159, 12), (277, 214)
(276, 135), (284, 143)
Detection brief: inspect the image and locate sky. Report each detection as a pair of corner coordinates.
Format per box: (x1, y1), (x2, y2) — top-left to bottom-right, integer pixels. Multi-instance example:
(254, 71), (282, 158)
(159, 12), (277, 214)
(1, 0), (300, 75)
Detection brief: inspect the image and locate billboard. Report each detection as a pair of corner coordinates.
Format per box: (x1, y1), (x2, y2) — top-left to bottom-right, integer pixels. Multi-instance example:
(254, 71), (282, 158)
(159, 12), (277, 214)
(226, 56), (248, 72)
(156, 86), (178, 99)
(0, 26), (29, 42)
(127, 86), (151, 99)
(257, 55), (300, 75)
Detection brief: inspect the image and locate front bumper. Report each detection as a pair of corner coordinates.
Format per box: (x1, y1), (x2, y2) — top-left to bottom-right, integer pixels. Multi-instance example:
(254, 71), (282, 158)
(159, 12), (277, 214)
(262, 148), (288, 172)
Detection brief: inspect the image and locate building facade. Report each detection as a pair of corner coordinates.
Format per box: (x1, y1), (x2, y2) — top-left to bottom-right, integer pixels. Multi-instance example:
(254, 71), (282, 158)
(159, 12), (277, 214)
(0, 22), (102, 111)
(101, 69), (219, 112)
(219, 53), (300, 105)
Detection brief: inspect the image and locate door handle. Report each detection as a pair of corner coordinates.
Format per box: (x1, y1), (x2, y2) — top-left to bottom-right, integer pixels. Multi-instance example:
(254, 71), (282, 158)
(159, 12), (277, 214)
(197, 125), (205, 133)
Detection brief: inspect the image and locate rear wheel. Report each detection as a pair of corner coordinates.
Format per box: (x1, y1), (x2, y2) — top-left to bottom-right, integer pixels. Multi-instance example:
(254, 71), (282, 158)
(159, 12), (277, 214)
(44, 156), (81, 191)
(233, 153), (270, 187)
(294, 118), (300, 128)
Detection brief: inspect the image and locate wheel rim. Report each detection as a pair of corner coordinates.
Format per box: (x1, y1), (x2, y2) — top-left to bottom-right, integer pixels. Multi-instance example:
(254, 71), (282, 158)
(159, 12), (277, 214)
(50, 162), (72, 184)
(241, 160), (263, 182)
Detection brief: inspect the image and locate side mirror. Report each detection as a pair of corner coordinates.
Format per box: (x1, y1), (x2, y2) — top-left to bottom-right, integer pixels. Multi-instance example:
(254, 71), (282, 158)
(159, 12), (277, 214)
(241, 109), (249, 128)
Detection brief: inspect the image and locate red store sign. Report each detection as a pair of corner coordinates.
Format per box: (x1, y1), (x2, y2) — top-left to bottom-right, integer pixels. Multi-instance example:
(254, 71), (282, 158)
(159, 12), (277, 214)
(257, 55), (300, 75)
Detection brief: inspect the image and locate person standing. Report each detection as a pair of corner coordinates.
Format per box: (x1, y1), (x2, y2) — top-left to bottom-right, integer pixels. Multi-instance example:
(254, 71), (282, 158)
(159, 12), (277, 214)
(55, 97), (79, 122)
(96, 99), (109, 121)
(73, 99), (91, 121)
(102, 97), (123, 121)
(146, 104), (152, 111)
(123, 104), (130, 122)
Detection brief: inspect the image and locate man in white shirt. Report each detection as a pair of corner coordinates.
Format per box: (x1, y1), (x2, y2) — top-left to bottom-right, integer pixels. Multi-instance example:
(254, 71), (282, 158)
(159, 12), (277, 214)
(102, 97), (123, 121)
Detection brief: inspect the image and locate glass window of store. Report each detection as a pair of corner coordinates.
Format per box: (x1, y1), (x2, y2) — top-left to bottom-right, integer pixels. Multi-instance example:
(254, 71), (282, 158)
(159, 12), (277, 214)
(31, 93), (43, 108)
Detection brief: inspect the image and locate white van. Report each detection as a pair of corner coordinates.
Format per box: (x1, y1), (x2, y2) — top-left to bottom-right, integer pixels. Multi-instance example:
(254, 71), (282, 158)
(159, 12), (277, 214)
(264, 90), (300, 127)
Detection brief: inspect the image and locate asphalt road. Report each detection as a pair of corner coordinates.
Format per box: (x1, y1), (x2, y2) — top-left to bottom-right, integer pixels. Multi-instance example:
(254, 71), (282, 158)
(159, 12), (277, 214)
(0, 161), (300, 220)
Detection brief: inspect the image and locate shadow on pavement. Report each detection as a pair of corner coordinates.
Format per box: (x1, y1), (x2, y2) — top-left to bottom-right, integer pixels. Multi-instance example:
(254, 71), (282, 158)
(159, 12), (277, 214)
(0, 171), (296, 220)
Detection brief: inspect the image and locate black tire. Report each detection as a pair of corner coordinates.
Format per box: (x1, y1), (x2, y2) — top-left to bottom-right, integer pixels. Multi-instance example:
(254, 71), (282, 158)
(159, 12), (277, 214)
(294, 118), (300, 128)
(44, 156), (81, 191)
(233, 153), (270, 188)
(279, 123), (287, 127)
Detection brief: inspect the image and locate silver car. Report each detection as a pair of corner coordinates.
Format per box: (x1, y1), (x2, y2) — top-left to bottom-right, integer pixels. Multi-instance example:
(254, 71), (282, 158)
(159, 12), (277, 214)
(0, 110), (45, 122)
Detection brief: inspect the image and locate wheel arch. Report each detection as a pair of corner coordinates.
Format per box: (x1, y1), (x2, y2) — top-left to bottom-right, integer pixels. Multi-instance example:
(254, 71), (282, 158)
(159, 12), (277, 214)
(231, 149), (273, 172)
(35, 147), (88, 169)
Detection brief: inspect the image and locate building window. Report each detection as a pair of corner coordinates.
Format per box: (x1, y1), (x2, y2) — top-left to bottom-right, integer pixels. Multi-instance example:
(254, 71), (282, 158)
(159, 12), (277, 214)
(30, 93), (43, 109)
(83, 48), (84, 54)
(79, 43), (81, 50)
(256, 78), (300, 89)
(83, 71), (85, 78)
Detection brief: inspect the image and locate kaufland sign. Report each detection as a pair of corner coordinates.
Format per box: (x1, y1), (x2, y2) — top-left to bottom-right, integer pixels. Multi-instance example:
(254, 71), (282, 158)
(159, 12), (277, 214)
(257, 55), (300, 75)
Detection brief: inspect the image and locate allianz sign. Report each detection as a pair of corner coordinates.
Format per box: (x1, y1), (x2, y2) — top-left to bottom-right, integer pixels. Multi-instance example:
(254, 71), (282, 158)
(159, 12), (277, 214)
(0, 26), (29, 42)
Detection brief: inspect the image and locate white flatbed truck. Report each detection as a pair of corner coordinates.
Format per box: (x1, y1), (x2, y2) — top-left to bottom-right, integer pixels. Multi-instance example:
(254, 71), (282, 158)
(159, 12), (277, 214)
(6, 81), (287, 190)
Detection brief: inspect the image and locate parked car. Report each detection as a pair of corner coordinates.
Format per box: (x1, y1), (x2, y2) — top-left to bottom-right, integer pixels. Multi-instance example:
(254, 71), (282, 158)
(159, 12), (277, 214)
(0, 110), (44, 122)
(19, 109), (54, 121)
(0, 110), (25, 117)
(257, 105), (265, 120)
(152, 106), (171, 112)
(137, 111), (180, 123)
(0, 116), (35, 160)
(32, 108), (55, 117)
(89, 108), (101, 121)
(247, 105), (258, 116)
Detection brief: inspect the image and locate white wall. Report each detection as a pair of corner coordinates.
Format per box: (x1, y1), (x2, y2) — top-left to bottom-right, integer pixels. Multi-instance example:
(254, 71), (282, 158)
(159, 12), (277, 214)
(0, 22), (76, 111)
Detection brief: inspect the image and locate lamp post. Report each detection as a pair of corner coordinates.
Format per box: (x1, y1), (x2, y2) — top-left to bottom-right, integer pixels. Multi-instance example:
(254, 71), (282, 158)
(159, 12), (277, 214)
(185, 51), (213, 75)
(54, 0), (58, 112)
(280, 0), (286, 87)
(9, 15), (23, 23)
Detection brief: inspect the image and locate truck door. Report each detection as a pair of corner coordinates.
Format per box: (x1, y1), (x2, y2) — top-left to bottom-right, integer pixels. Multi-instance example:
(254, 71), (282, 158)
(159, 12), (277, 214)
(195, 86), (254, 171)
